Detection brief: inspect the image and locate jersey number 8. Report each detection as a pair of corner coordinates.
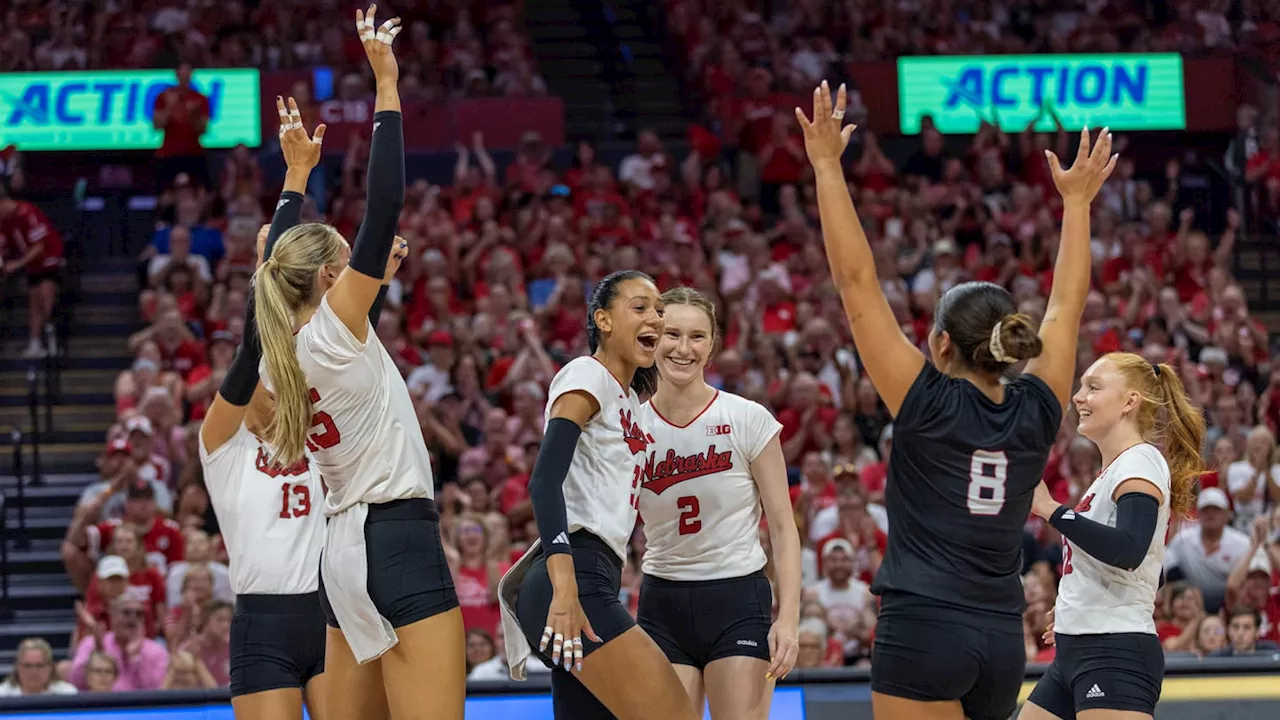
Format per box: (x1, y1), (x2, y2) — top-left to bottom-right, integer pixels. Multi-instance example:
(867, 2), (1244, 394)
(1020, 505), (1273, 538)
(967, 450), (1008, 516)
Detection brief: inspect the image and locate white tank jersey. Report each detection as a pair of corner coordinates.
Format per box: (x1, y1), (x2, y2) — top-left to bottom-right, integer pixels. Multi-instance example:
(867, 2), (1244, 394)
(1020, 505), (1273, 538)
(269, 296), (435, 511)
(1054, 443), (1171, 636)
(638, 391), (782, 581)
(199, 424), (323, 595)
(548, 356), (652, 563)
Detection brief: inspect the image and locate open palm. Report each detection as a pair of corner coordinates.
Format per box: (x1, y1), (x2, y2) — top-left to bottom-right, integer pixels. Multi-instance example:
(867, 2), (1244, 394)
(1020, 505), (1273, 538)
(1046, 127), (1117, 205)
(794, 80), (857, 167)
(276, 96), (325, 171)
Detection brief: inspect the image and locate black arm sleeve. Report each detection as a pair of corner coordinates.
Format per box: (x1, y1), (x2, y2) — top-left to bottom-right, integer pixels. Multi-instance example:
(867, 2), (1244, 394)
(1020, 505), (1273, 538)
(368, 286), (389, 327)
(528, 417), (582, 557)
(347, 111), (404, 279)
(217, 291), (261, 406)
(1049, 492), (1160, 571)
(218, 188), (305, 405)
(264, 190), (305, 260)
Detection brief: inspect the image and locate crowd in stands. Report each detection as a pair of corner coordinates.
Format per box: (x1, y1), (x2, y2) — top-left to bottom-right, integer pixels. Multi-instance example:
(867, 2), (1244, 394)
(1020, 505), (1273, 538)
(4, 0), (1280, 701)
(0, 0), (545, 101)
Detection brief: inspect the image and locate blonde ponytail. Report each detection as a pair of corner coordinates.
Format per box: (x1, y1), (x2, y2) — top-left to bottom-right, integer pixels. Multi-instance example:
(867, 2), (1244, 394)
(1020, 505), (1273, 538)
(252, 223), (348, 466)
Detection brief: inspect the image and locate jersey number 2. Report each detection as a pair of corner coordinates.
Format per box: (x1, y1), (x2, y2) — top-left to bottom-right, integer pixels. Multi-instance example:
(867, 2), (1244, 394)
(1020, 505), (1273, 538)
(677, 496), (702, 535)
(967, 450), (1008, 516)
(306, 388), (341, 451)
(279, 483), (312, 519)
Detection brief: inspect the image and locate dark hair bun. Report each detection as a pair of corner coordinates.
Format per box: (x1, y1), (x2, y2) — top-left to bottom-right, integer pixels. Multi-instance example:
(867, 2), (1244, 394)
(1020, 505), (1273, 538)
(991, 313), (1043, 363)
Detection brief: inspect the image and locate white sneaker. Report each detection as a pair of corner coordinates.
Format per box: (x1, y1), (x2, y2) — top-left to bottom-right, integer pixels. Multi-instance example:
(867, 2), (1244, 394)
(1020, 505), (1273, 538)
(44, 324), (57, 356)
(22, 339), (46, 359)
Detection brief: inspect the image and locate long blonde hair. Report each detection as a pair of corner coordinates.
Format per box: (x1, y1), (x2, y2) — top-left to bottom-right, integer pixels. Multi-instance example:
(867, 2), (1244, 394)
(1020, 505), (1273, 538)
(1103, 352), (1207, 517)
(253, 223), (348, 465)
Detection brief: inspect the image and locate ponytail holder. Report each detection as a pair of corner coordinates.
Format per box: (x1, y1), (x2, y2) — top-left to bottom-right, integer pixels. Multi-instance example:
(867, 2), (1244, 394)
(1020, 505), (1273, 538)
(989, 319), (1015, 363)
(1152, 363), (1162, 377)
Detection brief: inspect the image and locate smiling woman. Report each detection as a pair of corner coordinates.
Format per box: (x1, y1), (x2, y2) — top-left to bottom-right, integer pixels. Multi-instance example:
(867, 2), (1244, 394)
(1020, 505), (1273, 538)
(636, 286), (803, 720)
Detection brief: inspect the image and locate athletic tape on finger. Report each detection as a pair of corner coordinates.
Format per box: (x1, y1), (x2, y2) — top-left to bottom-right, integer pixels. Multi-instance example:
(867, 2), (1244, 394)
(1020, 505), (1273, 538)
(359, 16), (376, 41)
(376, 21), (401, 44)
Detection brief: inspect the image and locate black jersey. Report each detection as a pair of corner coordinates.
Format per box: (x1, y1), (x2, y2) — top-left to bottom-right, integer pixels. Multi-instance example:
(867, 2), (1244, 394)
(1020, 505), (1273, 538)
(871, 361), (1062, 618)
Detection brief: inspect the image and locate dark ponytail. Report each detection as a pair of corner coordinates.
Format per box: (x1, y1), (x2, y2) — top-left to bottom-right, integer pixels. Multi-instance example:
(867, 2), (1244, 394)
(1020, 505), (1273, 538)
(586, 269), (659, 397)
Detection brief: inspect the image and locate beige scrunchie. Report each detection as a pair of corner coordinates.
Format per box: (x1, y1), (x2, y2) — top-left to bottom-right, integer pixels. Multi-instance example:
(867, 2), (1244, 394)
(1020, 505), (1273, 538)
(989, 319), (1015, 363)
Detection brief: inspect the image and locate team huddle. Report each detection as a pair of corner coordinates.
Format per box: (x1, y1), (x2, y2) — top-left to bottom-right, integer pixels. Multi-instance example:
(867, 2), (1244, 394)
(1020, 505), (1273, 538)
(200, 6), (1202, 720)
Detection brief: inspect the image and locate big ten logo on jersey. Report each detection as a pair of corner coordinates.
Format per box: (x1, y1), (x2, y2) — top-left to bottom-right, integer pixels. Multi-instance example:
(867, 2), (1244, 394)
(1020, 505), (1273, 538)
(306, 388), (341, 452)
(641, 445), (734, 536)
(706, 424), (731, 436)
(1062, 493), (1095, 575)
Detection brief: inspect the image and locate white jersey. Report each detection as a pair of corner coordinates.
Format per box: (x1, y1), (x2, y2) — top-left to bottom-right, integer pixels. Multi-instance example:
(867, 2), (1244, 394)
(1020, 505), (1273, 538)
(199, 424), (323, 595)
(638, 391), (782, 581)
(280, 296), (435, 511)
(548, 356), (651, 563)
(1054, 443), (1171, 636)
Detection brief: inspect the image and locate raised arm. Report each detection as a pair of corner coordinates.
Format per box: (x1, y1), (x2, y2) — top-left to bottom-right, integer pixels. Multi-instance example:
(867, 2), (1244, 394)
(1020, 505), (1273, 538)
(1024, 128), (1117, 409)
(199, 99), (326, 455)
(797, 81), (923, 416)
(325, 4), (405, 341)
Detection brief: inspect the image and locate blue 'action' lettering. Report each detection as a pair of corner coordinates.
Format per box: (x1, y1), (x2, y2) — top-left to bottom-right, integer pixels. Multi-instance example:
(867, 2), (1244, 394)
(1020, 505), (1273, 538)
(4, 79), (225, 127)
(942, 62), (1148, 110)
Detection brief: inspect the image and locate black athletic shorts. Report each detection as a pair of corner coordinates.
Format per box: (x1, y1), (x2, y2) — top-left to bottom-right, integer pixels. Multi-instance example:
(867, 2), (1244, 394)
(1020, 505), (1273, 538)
(318, 497), (458, 630)
(230, 592), (326, 697)
(638, 569), (772, 668)
(516, 530), (636, 720)
(1027, 632), (1164, 718)
(871, 591), (1026, 720)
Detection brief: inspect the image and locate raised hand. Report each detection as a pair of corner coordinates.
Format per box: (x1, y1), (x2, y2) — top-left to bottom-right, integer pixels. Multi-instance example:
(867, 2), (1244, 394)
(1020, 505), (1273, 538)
(794, 80), (857, 169)
(383, 236), (408, 284)
(356, 4), (402, 84)
(276, 96), (326, 172)
(1045, 127), (1118, 205)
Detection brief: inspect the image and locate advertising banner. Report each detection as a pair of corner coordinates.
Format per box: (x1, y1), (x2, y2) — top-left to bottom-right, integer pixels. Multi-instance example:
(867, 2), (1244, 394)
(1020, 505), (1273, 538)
(898, 54), (1186, 134)
(0, 69), (261, 151)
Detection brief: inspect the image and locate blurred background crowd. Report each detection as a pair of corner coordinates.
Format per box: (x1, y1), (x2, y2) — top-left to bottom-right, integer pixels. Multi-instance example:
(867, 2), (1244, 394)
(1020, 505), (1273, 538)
(2, 0), (1280, 700)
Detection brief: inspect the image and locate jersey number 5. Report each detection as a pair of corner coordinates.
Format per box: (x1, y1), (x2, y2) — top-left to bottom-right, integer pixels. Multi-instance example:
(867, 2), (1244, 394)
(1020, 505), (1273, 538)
(279, 483), (312, 519)
(306, 388), (341, 451)
(967, 450), (1008, 516)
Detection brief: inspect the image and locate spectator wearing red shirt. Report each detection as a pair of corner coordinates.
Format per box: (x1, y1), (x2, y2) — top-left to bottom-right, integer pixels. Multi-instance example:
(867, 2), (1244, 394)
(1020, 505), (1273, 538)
(0, 190), (65, 358)
(75, 556), (132, 643)
(447, 515), (510, 635)
(85, 483), (185, 576)
(758, 114), (807, 214)
(93, 529), (167, 639)
(779, 373), (839, 463)
(152, 63), (210, 191)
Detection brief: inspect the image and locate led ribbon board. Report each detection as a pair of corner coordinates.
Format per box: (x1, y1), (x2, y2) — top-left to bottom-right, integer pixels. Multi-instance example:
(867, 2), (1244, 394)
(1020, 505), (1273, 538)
(0, 69), (262, 151)
(898, 54), (1186, 134)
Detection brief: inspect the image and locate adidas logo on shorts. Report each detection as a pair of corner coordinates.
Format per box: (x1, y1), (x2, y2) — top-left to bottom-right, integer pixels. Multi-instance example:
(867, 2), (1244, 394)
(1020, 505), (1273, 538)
(737, 640), (758, 647)
(1086, 684), (1105, 699)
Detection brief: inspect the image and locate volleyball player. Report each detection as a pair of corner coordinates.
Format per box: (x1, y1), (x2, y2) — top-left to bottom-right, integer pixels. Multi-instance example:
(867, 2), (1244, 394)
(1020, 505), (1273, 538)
(497, 270), (700, 720)
(1020, 353), (1205, 720)
(636, 286), (801, 719)
(796, 80), (1117, 720)
(252, 7), (464, 720)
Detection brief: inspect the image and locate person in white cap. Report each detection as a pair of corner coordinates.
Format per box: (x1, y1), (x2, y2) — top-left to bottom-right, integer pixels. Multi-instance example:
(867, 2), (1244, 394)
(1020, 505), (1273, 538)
(1166, 487), (1251, 614)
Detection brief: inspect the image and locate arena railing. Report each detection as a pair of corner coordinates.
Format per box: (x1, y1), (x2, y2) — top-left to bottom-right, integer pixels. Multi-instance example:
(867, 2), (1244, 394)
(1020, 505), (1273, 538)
(0, 655), (1276, 719)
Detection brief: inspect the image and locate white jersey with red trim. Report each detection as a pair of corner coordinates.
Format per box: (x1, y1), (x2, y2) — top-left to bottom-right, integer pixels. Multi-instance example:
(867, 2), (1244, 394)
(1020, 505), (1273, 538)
(547, 356), (652, 563)
(1054, 443), (1171, 636)
(638, 390), (782, 581)
(200, 424), (323, 595)
(266, 295), (435, 508)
